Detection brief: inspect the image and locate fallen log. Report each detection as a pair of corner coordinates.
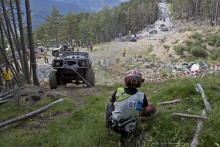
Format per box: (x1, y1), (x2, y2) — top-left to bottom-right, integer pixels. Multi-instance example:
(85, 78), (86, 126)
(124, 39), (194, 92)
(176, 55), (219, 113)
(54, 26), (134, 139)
(158, 99), (180, 106)
(0, 99), (64, 128)
(196, 84), (212, 111)
(172, 113), (208, 120)
(190, 110), (206, 147)
(0, 87), (23, 98)
(0, 94), (15, 101)
(0, 100), (8, 104)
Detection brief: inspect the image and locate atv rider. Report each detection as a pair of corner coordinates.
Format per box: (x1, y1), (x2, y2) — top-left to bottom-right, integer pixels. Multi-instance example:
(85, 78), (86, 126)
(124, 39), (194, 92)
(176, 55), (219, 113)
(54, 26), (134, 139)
(106, 69), (152, 136)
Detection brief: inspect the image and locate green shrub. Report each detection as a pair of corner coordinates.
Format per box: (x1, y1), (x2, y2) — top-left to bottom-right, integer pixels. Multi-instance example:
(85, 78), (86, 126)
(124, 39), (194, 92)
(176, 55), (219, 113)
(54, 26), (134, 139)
(206, 35), (220, 47)
(146, 44), (153, 55)
(173, 39), (179, 44)
(163, 45), (170, 52)
(116, 58), (120, 64)
(174, 45), (185, 55)
(189, 32), (203, 41)
(184, 40), (194, 51)
(210, 48), (220, 60)
(190, 46), (208, 58)
(161, 70), (168, 77)
(160, 37), (166, 42)
(179, 27), (196, 33)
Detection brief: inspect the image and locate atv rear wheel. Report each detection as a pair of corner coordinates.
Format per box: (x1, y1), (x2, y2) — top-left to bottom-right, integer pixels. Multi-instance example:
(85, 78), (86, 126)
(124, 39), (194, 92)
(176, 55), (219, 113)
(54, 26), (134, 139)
(49, 71), (58, 89)
(85, 68), (95, 87)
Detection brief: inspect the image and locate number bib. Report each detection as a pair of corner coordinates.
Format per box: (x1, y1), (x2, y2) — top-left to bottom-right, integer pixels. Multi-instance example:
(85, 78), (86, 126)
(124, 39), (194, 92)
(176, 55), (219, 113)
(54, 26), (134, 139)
(127, 100), (143, 111)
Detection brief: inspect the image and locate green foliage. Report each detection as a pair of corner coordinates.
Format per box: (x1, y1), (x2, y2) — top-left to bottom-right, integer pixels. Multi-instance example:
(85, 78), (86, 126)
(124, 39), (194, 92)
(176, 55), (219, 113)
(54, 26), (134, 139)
(210, 48), (220, 60)
(206, 35), (220, 47)
(189, 32), (203, 41)
(146, 44), (153, 55)
(161, 70), (168, 77)
(173, 39), (179, 44)
(163, 45), (170, 51)
(160, 37), (166, 43)
(185, 40), (194, 47)
(190, 46), (208, 58)
(34, 0), (159, 46)
(179, 27), (196, 33)
(174, 45), (185, 55)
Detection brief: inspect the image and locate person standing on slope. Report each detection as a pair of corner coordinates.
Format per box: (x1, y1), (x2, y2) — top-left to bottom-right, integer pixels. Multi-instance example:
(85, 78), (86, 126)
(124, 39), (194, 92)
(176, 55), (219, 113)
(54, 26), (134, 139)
(2, 66), (12, 91)
(122, 48), (126, 57)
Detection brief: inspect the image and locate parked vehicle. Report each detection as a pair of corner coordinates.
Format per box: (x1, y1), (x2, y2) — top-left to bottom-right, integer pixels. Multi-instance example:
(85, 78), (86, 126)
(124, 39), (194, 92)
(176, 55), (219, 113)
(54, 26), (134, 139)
(160, 26), (169, 31)
(52, 44), (71, 56)
(149, 29), (157, 34)
(159, 24), (166, 29)
(130, 35), (137, 42)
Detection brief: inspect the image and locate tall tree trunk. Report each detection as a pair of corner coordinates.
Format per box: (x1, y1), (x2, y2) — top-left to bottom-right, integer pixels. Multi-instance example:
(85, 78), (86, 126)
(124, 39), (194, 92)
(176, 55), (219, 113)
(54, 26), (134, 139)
(215, 0), (219, 26)
(0, 18), (6, 52)
(0, 0), (20, 73)
(10, 0), (24, 70)
(0, 22), (4, 87)
(194, 0), (199, 24)
(0, 66), (3, 87)
(16, 0), (30, 84)
(25, 0), (39, 86)
(210, 1), (215, 24)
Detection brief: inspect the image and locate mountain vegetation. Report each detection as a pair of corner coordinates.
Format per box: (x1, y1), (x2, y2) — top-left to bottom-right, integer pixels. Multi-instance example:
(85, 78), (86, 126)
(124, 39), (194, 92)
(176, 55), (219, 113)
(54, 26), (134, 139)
(167, 0), (219, 25)
(34, 0), (159, 46)
(28, 0), (91, 29)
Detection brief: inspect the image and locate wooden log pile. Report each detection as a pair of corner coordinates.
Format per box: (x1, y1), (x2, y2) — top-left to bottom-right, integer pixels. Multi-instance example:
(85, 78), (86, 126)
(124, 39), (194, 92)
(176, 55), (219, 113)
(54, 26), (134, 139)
(0, 88), (23, 101)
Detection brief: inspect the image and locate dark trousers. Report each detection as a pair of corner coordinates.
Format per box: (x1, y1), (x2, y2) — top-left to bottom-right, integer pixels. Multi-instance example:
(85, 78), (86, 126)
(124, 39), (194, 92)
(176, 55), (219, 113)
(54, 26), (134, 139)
(44, 57), (48, 63)
(5, 80), (11, 91)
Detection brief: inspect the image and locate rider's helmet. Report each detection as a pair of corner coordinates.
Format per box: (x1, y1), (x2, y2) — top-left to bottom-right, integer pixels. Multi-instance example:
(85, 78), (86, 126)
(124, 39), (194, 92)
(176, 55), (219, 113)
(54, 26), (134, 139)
(124, 69), (143, 87)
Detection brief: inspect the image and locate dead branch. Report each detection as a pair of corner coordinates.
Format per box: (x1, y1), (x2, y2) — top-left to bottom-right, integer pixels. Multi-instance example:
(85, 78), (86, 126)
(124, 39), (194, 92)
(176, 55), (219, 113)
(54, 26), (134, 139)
(196, 84), (212, 111)
(0, 99), (64, 128)
(172, 113), (208, 120)
(190, 110), (206, 147)
(158, 99), (180, 106)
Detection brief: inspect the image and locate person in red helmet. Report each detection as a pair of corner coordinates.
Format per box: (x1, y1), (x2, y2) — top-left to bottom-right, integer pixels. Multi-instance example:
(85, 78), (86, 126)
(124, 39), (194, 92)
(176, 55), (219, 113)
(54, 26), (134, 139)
(106, 69), (152, 136)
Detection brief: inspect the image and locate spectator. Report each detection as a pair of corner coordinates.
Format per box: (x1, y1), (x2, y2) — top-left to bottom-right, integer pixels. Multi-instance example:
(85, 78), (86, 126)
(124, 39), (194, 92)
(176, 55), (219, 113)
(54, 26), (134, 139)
(122, 48), (126, 57)
(43, 51), (48, 63)
(90, 43), (93, 51)
(40, 47), (44, 56)
(2, 66), (12, 91)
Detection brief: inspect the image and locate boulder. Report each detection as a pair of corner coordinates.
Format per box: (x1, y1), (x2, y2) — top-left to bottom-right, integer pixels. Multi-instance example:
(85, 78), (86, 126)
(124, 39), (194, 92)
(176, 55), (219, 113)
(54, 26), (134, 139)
(191, 64), (200, 71)
(145, 64), (152, 69)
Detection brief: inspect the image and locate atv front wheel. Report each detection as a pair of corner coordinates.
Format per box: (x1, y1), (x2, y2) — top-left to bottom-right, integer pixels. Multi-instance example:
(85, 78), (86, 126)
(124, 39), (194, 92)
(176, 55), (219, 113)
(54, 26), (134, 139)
(49, 71), (58, 89)
(85, 68), (95, 87)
